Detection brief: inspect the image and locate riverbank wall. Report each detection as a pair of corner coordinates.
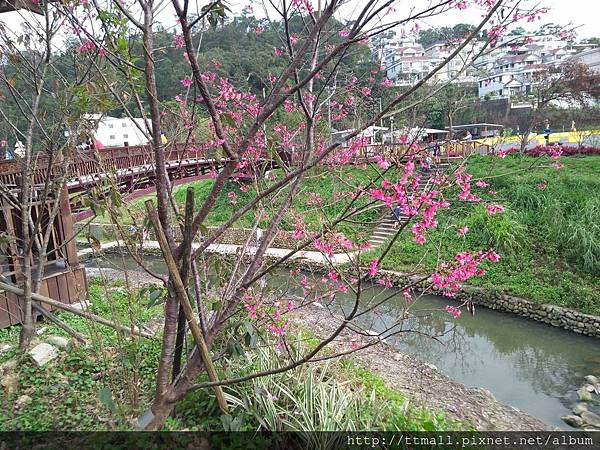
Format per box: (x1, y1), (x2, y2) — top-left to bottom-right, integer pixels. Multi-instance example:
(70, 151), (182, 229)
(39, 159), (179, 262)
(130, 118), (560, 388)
(289, 258), (600, 339)
(78, 239), (600, 338)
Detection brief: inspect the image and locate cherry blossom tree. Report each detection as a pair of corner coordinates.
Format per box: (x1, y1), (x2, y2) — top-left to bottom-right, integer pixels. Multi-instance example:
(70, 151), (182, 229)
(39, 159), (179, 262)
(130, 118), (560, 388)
(5, 0), (553, 428)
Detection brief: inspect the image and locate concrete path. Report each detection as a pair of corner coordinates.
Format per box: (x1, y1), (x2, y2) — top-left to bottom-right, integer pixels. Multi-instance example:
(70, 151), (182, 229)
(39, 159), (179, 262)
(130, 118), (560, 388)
(78, 240), (356, 265)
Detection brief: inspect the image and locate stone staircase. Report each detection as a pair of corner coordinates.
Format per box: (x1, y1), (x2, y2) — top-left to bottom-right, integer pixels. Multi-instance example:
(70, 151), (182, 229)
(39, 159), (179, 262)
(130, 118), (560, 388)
(367, 162), (449, 248)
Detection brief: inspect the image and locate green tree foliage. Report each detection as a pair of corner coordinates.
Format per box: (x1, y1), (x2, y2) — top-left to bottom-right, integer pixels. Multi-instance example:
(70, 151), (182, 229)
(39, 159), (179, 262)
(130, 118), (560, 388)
(416, 24), (481, 48)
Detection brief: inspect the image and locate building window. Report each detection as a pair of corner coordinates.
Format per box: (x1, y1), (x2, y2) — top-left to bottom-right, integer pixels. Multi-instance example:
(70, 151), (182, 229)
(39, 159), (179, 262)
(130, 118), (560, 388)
(108, 124), (114, 128)
(122, 123), (127, 127)
(109, 135), (115, 140)
(123, 134), (128, 139)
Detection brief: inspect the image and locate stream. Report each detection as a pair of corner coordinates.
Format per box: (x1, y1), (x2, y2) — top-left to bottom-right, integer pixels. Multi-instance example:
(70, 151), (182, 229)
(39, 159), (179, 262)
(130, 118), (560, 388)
(85, 254), (599, 429)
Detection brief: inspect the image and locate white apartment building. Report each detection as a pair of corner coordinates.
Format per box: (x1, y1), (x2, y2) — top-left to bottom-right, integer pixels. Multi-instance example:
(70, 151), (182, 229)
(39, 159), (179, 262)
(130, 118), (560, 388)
(385, 43), (431, 84)
(87, 115), (150, 148)
(474, 33), (581, 99)
(384, 39), (481, 86)
(571, 47), (600, 73)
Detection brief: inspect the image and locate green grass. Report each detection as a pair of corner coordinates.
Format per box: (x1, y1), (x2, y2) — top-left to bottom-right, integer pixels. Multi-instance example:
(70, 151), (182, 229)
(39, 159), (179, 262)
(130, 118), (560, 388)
(93, 166), (384, 241)
(0, 279), (164, 431)
(362, 154), (600, 315)
(0, 278), (461, 432)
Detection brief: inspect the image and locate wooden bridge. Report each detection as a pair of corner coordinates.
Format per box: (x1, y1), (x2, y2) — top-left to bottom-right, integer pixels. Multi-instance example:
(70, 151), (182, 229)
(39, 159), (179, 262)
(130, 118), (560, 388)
(0, 143), (251, 221)
(0, 140), (490, 220)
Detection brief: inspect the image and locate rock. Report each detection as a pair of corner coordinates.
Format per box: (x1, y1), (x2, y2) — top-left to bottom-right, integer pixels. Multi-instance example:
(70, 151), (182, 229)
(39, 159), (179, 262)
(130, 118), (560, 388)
(581, 411), (600, 428)
(583, 384), (596, 392)
(1, 372), (18, 395)
(424, 362), (438, 371)
(561, 415), (583, 428)
(577, 388), (593, 402)
(573, 403), (588, 415)
(0, 343), (12, 354)
(15, 395), (31, 409)
(36, 326), (47, 335)
(28, 343), (59, 367)
(70, 300), (89, 312)
(584, 375), (599, 385)
(46, 335), (70, 350)
(0, 359), (17, 373)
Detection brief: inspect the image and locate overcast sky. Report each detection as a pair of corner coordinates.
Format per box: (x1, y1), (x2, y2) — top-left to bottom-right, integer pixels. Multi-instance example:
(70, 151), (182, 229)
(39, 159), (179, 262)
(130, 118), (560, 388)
(0, 0), (598, 40)
(230, 0), (600, 39)
(415, 0), (599, 38)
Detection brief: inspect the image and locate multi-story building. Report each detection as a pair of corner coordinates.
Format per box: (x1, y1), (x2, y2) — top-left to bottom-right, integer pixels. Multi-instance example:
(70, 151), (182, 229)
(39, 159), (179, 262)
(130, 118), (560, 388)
(475, 34), (576, 99)
(384, 39), (482, 86)
(570, 47), (600, 73)
(86, 115), (150, 148)
(384, 41), (431, 85)
(379, 32), (597, 100)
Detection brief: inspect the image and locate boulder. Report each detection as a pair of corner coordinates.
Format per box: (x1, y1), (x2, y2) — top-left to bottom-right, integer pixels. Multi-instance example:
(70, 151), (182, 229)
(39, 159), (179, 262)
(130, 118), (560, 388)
(577, 388), (593, 402)
(15, 395), (32, 409)
(561, 415), (583, 428)
(1, 373), (18, 395)
(70, 300), (89, 312)
(581, 411), (600, 429)
(573, 403), (588, 415)
(46, 335), (70, 350)
(28, 343), (59, 367)
(0, 358), (16, 371)
(0, 343), (12, 354)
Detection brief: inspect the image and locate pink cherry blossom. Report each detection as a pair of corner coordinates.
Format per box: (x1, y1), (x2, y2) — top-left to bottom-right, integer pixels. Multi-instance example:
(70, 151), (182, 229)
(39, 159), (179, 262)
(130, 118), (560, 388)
(486, 204), (505, 215)
(227, 191), (238, 204)
(457, 226), (469, 237)
(173, 34), (185, 49)
(368, 259), (379, 276)
(446, 305), (461, 319)
(373, 154), (390, 170)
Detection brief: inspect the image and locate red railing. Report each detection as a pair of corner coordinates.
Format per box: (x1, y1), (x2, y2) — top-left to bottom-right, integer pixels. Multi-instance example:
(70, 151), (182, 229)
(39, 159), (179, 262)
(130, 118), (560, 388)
(0, 143), (209, 186)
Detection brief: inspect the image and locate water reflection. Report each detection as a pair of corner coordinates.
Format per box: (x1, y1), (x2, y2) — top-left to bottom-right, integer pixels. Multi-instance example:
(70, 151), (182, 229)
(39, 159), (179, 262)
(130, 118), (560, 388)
(271, 276), (599, 428)
(326, 283), (599, 428)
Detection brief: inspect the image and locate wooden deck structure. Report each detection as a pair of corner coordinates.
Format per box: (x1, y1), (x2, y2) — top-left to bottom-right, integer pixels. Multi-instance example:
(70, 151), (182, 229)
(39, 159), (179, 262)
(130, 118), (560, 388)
(0, 187), (86, 329)
(0, 143), (241, 220)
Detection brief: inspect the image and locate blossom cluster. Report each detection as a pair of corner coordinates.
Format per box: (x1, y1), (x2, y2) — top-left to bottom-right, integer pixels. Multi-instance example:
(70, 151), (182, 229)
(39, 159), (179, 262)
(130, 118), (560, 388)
(431, 250), (501, 297)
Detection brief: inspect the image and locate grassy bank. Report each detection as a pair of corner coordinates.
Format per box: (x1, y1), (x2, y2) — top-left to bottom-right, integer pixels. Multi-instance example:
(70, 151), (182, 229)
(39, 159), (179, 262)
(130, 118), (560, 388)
(363, 155), (600, 315)
(0, 278), (461, 432)
(88, 155), (600, 314)
(92, 166), (381, 241)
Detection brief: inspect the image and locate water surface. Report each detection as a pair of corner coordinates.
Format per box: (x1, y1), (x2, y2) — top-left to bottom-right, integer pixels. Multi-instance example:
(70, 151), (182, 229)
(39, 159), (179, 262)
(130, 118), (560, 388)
(86, 255), (600, 428)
